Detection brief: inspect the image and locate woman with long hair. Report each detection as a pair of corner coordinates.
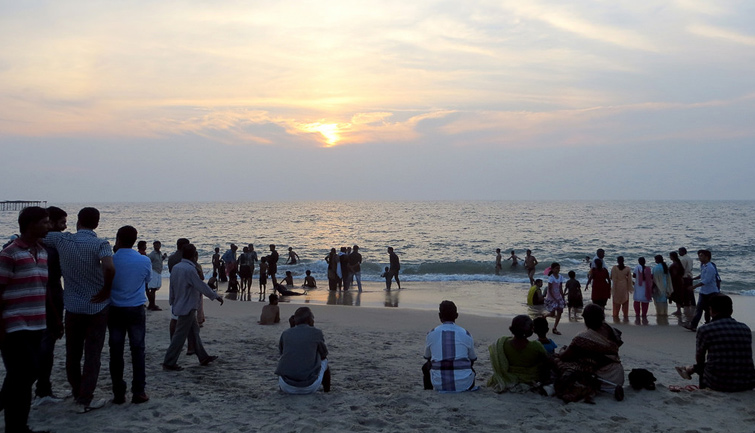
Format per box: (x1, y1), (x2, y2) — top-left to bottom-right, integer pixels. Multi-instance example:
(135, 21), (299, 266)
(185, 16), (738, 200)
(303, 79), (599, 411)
(668, 251), (685, 316)
(633, 257), (653, 319)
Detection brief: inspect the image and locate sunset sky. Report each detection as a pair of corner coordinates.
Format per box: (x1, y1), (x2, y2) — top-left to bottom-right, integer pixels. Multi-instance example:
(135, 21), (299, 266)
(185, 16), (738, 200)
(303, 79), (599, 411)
(1, 0), (754, 201)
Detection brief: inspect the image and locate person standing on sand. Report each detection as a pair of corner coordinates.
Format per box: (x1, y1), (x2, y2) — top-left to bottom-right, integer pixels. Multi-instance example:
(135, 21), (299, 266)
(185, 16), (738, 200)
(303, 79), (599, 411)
(168, 238), (190, 273)
(35, 206), (67, 405)
(349, 245), (363, 292)
(268, 245), (279, 286)
(586, 259), (611, 308)
(276, 307), (331, 394)
(495, 248), (502, 275)
(632, 257), (653, 320)
(339, 247), (350, 291)
(669, 251), (685, 316)
(610, 256), (632, 320)
(388, 247), (402, 290)
(222, 244), (238, 280)
(423, 300), (477, 392)
(108, 226), (151, 404)
(679, 247), (696, 308)
(147, 241), (167, 311)
(685, 249), (720, 331)
(0, 207), (50, 432)
(543, 263), (565, 335)
(44, 207), (114, 412)
(163, 244), (224, 371)
(211, 247), (221, 279)
(524, 249), (538, 285)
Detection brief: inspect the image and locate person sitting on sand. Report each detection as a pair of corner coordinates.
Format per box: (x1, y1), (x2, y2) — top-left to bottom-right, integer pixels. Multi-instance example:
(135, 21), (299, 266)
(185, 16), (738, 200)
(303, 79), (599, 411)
(302, 270), (316, 288)
(554, 304), (625, 403)
(675, 294), (755, 392)
(534, 317), (557, 355)
(527, 279), (545, 306)
(275, 307), (331, 394)
(259, 294), (280, 325)
(488, 315), (549, 393)
(423, 301), (478, 392)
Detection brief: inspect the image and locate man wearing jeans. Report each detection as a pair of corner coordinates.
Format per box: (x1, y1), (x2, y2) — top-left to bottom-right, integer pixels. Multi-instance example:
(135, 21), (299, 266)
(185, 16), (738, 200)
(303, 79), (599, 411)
(44, 207), (114, 411)
(109, 226), (151, 404)
(0, 206), (50, 433)
(685, 249), (720, 332)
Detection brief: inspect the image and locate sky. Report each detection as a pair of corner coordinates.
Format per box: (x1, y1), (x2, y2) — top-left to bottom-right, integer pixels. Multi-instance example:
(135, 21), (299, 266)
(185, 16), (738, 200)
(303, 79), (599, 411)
(1, 0), (754, 202)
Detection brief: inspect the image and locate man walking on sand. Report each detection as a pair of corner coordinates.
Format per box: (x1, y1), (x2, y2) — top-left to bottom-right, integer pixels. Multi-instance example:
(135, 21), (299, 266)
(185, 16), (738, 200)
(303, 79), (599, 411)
(44, 207), (114, 412)
(163, 244), (224, 371)
(388, 247), (402, 290)
(109, 226), (151, 404)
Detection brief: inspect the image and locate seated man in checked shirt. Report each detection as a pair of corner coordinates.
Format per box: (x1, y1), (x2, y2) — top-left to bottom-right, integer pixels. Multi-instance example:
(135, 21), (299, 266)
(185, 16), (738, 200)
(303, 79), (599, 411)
(676, 294), (755, 392)
(423, 300), (478, 392)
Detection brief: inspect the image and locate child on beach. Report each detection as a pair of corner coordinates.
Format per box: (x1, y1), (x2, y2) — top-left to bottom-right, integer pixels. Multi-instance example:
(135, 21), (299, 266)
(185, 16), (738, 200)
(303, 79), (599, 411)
(227, 273), (239, 293)
(527, 279), (545, 306)
(259, 257), (268, 301)
(281, 271), (294, 286)
(565, 271), (583, 320)
(543, 262), (565, 335)
(533, 317), (557, 355)
(381, 267), (392, 290)
(258, 294), (280, 325)
(302, 270), (317, 288)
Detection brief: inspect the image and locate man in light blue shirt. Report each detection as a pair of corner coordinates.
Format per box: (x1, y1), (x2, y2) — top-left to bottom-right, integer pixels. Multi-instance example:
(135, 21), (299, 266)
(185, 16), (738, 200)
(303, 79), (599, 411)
(163, 244), (224, 371)
(109, 225), (151, 404)
(685, 249), (721, 331)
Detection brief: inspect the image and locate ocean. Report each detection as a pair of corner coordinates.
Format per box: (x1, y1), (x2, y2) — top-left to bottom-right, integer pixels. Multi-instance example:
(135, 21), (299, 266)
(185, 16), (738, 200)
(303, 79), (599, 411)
(2, 200), (753, 315)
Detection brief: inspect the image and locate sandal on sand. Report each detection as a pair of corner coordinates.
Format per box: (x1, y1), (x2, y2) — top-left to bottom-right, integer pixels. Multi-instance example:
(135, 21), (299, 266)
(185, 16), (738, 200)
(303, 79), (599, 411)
(552, 329), (562, 335)
(684, 385), (699, 391)
(675, 366), (692, 380)
(668, 385), (682, 392)
(76, 398), (106, 414)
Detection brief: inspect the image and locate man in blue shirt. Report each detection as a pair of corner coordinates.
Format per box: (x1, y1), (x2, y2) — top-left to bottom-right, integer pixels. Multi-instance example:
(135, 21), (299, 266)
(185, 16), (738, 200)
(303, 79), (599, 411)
(685, 249), (720, 331)
(109, 225), (151, 404)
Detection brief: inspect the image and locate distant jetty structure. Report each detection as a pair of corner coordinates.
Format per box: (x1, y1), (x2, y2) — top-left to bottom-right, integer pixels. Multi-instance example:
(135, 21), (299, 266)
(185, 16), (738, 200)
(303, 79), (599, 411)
(0, 200), (48, 211)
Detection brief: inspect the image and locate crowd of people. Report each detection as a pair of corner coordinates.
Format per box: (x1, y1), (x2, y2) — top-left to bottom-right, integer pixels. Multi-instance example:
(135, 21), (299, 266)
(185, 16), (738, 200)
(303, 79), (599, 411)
(1, 206), (754, 432)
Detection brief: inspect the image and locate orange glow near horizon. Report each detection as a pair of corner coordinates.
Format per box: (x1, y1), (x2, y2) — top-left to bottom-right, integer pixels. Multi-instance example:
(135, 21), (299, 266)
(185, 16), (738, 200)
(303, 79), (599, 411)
(297, 122), (344, 147)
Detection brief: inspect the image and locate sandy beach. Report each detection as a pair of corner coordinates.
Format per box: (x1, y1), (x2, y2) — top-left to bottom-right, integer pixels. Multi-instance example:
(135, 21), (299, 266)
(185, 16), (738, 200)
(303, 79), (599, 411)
(9, 281), (755, 433)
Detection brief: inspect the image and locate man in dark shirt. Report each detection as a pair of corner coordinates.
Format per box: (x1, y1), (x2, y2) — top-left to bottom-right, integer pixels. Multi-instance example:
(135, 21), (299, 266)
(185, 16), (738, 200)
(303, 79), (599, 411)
(275, 307), (330, 394)
(349, 245), (363, 292)
(676, 294), (755, 392)
(388, 247), (401, 290)
(268, 245), (279, 286)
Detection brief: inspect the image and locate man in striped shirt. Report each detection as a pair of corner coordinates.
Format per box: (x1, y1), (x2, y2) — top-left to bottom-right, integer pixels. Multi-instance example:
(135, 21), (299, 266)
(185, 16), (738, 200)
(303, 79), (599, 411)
(423, 300), (478, 392)
(0, 206), (50, 433)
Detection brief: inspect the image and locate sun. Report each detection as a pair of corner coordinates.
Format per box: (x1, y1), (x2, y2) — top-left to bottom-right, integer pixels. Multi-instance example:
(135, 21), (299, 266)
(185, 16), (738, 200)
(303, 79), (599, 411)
(298, 122), (342, 147)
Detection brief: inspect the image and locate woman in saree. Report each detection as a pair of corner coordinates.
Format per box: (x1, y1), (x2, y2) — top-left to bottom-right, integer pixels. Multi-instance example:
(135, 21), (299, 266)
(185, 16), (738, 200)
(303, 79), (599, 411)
(554, 304), (625, 402)
(488, 315), (549, 393)
(652, 255), (673, 316)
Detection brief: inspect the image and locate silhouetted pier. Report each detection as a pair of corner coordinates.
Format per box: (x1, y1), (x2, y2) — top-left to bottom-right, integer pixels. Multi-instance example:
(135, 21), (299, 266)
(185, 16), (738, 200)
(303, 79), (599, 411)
(0, 200), (48, 211)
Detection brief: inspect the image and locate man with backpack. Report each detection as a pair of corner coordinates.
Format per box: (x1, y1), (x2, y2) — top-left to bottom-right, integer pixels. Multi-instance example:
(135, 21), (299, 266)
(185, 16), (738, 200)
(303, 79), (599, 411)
(684, 249), (721, 332)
